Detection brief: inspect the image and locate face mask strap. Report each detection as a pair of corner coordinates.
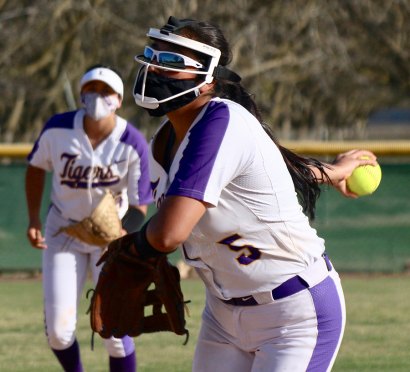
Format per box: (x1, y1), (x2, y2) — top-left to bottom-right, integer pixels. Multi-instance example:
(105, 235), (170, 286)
(140, 67), (148, 102)
(134, 65), (206, 108)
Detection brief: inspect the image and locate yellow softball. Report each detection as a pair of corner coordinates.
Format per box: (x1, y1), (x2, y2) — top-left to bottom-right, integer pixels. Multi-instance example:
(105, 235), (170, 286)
(346, 158), (382, 196)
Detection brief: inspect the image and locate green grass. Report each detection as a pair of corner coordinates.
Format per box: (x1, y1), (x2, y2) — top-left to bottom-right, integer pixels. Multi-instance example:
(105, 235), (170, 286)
(0, 275), (410, 371)
(334, 275), (410, 371)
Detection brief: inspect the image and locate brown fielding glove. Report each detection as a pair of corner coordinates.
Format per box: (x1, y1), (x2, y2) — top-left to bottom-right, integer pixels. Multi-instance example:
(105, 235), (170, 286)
(55, 191), (122, 247)
(88, 234), (190, 343)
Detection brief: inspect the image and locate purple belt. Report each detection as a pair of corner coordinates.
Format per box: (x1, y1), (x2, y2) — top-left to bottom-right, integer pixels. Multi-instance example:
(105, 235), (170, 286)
(222, 253), (332, 306)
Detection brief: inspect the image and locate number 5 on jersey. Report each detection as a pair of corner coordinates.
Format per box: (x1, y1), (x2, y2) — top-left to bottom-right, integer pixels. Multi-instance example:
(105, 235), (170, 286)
(218, 234), (261, 265)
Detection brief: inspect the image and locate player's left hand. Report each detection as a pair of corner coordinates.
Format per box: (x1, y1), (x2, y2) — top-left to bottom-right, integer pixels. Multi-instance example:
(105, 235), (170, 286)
(327, 149), (377, 198)
(27, 221), (47, 250)
(89, 233), (189, 342)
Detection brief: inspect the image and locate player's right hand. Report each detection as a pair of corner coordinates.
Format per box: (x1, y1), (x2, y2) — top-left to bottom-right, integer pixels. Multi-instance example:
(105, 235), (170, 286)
(328, 149), (377, 198)
(27, 225), (47, 250)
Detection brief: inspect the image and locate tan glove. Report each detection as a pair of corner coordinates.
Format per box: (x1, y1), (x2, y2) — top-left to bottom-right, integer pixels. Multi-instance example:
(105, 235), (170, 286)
(55, 191), (122, 247)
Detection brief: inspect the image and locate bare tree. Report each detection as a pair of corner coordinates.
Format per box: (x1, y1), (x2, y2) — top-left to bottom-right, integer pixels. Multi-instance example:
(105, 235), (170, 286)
(1, 0), (409, 142)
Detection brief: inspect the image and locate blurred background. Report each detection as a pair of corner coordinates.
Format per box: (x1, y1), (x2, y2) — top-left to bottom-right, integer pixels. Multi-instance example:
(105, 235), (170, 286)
(0, 0), (409, 274)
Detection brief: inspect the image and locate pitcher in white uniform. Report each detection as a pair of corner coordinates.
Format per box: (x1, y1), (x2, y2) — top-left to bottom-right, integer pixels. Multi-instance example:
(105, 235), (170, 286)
(25, 64), (152, 372)
(116, 17), (376, 371)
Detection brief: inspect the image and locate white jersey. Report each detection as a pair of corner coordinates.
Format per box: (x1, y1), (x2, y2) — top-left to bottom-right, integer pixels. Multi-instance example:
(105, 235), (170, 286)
(28, 109), (152, 221)
(149, 98), (326, 300)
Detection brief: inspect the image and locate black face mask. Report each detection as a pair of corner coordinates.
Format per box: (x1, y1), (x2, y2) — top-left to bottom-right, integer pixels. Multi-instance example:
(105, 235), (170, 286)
(133, 71), (201, 117)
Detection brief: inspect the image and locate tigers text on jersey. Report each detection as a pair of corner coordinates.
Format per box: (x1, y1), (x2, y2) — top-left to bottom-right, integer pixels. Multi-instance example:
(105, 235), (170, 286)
(149, 98), (326, 300)
(28, 109), (152, 221)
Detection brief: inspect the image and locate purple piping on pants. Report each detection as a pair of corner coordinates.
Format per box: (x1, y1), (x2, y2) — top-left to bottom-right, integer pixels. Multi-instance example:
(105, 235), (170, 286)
(306, 276), (344, 371)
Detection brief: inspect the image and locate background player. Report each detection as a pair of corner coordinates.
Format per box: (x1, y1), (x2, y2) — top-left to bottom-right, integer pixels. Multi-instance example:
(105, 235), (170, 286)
(25, 64), (152, 371)
(126, 17), (378, 371)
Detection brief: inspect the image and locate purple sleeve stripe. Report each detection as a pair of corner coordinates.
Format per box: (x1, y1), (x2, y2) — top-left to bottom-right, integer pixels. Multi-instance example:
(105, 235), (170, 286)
(120, 123), (153, 204)
(119, 123), (147, 151)
(167, 101), (230, 201)
(27, 111), (77, 161)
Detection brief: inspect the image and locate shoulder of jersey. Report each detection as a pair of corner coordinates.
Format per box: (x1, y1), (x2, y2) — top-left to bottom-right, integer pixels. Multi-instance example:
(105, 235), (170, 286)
(43, 110), (77, 132)
(119, 121), (148, 147)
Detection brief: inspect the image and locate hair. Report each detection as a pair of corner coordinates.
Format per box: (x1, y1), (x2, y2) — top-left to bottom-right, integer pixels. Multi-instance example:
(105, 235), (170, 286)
(176, 19), (331, 219)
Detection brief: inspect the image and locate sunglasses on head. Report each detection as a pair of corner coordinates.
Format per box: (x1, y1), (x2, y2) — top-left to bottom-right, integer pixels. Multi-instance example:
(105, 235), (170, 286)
(139, 46), (204, 69)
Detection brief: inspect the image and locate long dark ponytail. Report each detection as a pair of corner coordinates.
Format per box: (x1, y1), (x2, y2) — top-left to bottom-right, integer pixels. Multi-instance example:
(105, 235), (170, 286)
(177, 18), (330, 219)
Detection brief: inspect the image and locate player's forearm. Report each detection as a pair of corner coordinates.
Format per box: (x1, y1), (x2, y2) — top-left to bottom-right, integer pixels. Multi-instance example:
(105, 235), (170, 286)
(308, 163), (334, 184)
(146, 196), (207, 253)
(25, 165), (46, 221)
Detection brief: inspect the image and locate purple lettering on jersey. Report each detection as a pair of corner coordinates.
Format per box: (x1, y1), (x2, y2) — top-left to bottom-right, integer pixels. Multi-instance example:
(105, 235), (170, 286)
(166, 101), (230, 200)
(60, 152), (120, 188)
(150, 178), (159, 199)
(60, 153), (78, 178)
(150, 178), (166, 208)
(218, 234), (262, 265)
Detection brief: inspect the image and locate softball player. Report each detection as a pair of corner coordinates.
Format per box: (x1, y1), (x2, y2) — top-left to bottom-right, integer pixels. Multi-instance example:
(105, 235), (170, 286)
(25, 65), (152, 372)
(125, 17), (379, 371)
